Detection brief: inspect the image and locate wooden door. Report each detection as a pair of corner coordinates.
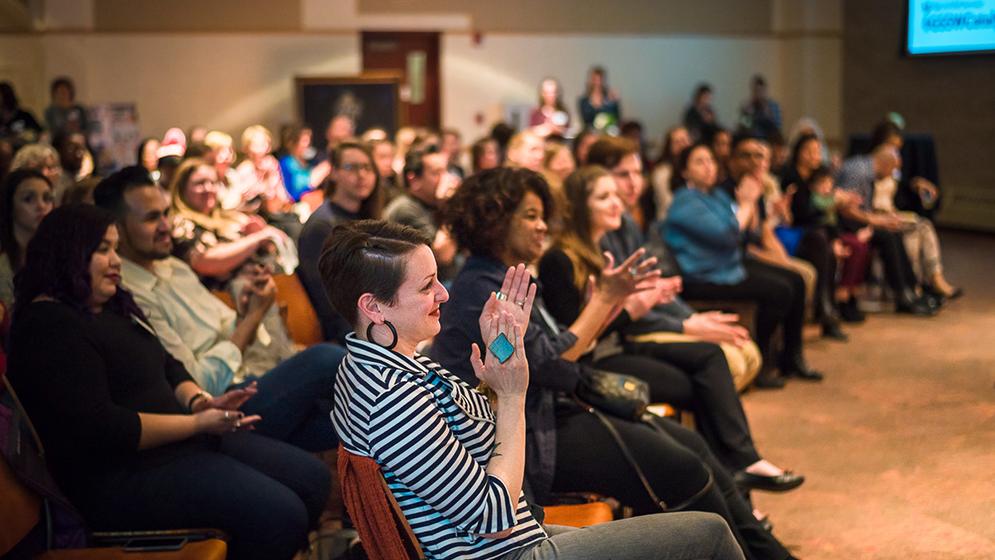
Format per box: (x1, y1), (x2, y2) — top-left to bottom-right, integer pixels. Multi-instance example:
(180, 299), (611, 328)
(361, 31), (441, 129)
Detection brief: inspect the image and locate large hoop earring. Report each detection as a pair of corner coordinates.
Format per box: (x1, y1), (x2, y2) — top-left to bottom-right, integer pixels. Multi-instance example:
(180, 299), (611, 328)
(366, 320), (398, 350)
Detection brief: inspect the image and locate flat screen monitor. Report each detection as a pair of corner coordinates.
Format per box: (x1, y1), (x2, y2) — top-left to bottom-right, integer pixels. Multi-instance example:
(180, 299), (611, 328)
(906, 0), (995, 56)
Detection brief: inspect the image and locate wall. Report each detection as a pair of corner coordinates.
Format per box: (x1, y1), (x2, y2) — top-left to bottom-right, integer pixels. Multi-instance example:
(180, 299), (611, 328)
(0, 1), (841, 165)
(843, 0), (995, 231)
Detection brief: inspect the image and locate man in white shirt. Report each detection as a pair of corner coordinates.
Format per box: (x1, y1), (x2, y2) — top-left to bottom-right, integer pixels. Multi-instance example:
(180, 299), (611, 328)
(94, 166), (346, 451)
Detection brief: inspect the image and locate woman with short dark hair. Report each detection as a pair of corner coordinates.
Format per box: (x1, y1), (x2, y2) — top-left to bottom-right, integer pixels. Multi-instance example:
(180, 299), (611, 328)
(323, 217), (743, 560)
(6, 204), (329, 560)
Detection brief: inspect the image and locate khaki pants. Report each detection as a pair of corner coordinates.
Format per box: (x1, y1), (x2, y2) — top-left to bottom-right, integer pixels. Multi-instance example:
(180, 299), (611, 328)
(628, 332), (762, 392)
(903, 216), (943, 282)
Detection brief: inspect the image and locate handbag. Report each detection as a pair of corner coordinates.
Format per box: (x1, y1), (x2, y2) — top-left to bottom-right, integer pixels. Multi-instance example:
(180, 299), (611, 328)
(574, 369), (650, 421)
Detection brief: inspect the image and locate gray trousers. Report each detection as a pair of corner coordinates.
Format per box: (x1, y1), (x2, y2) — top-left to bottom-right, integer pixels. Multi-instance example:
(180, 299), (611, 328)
(499, 512), (746, 560)
(903, 216), (943, 281)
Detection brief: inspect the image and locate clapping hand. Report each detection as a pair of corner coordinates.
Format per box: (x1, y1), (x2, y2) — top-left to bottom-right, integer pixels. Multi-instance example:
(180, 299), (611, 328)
(470, 264), (535, 399)
(594, 248), (660, 303)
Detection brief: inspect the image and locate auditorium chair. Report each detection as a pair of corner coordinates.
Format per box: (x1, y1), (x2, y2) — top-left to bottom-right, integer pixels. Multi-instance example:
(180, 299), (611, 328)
(337, 444), (613, 560)
(0, 369), (228, 560)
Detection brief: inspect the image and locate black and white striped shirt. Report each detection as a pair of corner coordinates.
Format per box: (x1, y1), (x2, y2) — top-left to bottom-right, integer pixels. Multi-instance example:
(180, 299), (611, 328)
(333, 334), (547, 560)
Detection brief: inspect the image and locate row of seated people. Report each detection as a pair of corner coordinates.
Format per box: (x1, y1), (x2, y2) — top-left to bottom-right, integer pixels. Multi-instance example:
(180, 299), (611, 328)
(0, 116), (961, 559)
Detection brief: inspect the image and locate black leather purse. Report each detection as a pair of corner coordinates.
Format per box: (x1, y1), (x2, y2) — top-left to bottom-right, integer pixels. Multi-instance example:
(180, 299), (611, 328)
(574, 369), (650, 421)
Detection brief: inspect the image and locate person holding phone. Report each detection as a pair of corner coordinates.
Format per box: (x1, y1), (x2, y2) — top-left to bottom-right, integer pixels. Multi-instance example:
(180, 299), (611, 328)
(5, 204), (329, 560)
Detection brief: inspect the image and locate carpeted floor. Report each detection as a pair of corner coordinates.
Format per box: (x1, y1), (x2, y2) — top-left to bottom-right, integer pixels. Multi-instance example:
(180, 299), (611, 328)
(744, 230), (995, 559)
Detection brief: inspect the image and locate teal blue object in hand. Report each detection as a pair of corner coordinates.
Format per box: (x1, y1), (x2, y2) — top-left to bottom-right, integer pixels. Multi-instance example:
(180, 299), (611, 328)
(488, 333), (515, 364)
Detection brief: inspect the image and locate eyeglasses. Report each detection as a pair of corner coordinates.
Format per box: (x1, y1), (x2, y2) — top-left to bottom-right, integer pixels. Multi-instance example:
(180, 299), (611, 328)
(340, 163), (374, 174)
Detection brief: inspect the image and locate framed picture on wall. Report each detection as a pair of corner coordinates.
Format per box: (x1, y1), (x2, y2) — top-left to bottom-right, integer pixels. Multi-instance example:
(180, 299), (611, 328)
(295, 74), (403, 152)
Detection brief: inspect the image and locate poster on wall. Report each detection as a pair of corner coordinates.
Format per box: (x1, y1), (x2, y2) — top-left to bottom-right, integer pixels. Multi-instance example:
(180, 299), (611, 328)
(295, 75), (401, 153)
(87, 102), (141, 174)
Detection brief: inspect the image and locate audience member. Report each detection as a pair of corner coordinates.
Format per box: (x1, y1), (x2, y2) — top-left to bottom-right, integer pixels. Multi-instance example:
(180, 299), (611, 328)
(578, 66), (621, 132)
(435, 168), (793, 559)
(440, 127), (465, 177)
(187, 125), (209, 145)
(663, 143), (823, 387)
(52, 130), (91, 199)
(506, 130), (545, 172)
(278, 123), (317, 202)
(235, 125), (301, 238)
(0, 169), (55, 307)
(592, 140), (766, 391)
(471, 136), (501, 173)
(542, 140), (576, 187)
(710, 128), (732, 183)
(44, 76), (89, 137)
(836, 145), (938, 314)
(0, 82), (42, 147)
(541, 165), (804, 491)
(530, 77), (571, 137)
(6, 203), (329, 560)
(324, 219), (745, 560)
(384, 145), (460, 281)
(789, 165), (872, 322)
(10, 143), (63, 193)
(368, 136), (402, 203)
(869, 122), (960, 298)
(649, 125), (692, 221)
(490, 121), (516, 156)
(299, 141), (383, 344)
(683, 83), (719, 142)
(727, 134), (832, 339)
(169, 158), (293, 290)
(391, 125), (418, 175)
(94, 166), (346, 451)
(585, 136), (648, 232)
(202, 130), (246, 211)
(155, 127), (187, 189)
(325, 114), (355, 150)
(738, 75), (782, 139)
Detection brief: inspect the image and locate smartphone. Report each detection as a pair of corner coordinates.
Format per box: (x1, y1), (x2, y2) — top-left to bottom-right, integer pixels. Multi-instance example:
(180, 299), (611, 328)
(122, 536), (187, 552)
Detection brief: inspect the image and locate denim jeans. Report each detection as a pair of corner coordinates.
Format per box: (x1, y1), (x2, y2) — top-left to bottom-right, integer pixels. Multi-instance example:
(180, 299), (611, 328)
(76, 431), (330, 560)
(234, 343), (345, 452)
(501, 513), (745, 560)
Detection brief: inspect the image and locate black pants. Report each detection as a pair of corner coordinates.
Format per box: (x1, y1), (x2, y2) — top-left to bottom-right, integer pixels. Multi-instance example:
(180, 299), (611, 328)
(595, 342), (762, 471)
(73, 432), (330, 560)
(872, 228), (918, 294)
(682, 259), (806, 368)
(795, 228), (837, 318)
(551, 405), (790, 560)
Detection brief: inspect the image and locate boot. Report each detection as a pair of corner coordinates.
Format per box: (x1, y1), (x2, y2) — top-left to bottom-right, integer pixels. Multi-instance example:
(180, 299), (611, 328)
(780, 351), (824, 382)
(819, 294), (848, 340)
(896, 288), (935, 316)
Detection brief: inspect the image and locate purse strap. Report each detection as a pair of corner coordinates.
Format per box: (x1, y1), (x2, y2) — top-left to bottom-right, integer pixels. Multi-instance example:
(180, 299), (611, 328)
(573, 396), (668, 511)
(574, 397), (717, 513)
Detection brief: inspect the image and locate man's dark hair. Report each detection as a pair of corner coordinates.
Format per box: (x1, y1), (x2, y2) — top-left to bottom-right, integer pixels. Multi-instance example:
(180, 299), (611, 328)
(50, 76), (75, 100)
(443, 167), (553, 259)
(585, 136), (638, 170)
(402, 144), (440, 189)
(318, 219), (430, 326)
(730, 131), (769, 154)
(325, 141), (383, 219)
(93, 165), (156, 220)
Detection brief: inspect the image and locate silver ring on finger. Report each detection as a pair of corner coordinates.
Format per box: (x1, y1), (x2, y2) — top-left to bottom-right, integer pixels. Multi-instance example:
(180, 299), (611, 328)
(628, 266), (639, 277)
(515, 300), (525, 308)
(224, 410), (230, 419)
(496, 291), (508, 301)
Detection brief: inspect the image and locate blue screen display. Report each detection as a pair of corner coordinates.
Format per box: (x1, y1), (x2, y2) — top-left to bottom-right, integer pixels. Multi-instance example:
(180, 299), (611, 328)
(907, 0), (995, 55)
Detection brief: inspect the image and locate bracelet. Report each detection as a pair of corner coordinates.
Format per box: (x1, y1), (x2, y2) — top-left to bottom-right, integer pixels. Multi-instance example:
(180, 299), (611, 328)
(187, 391), (210, 412)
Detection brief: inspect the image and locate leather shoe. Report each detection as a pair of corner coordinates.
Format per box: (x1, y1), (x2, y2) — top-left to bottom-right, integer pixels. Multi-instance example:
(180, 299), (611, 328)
(781, 355), (824, 381)
(838, 297), (866, 323)
(821, 319), (848, 341)
(895, 298), (935, 316)
(735, 470), (805, 493)
(753, 370), (785, 389)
